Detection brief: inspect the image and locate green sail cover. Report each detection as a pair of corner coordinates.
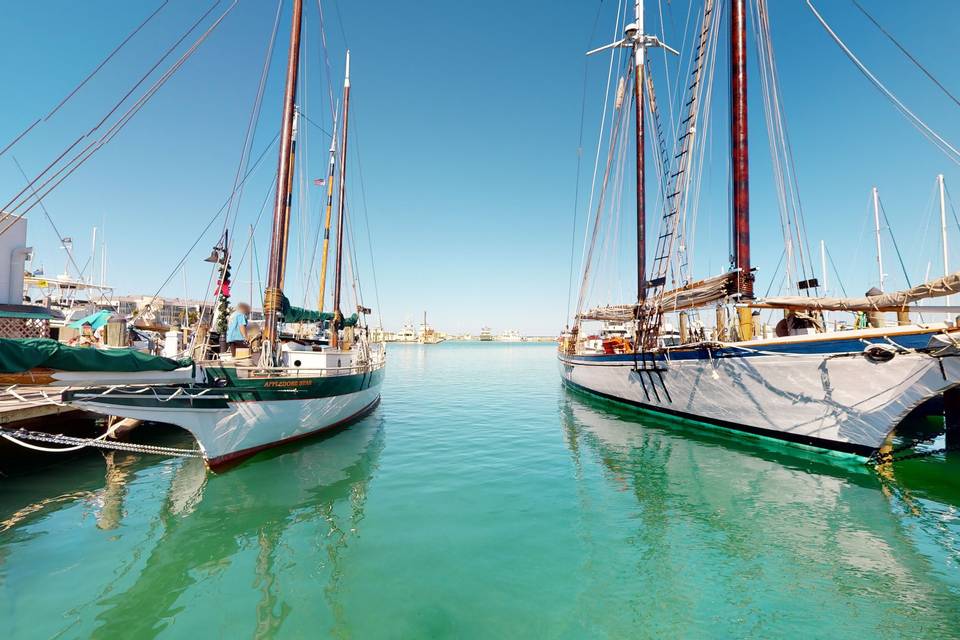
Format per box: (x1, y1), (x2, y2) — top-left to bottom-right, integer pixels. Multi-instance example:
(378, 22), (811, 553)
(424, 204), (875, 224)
(0, 338), (192, 374)
(281, 296), (358, 326)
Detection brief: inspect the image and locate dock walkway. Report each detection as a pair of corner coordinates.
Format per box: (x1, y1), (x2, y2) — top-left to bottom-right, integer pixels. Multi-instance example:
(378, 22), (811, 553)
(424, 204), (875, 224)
(0, 387), (80, 424)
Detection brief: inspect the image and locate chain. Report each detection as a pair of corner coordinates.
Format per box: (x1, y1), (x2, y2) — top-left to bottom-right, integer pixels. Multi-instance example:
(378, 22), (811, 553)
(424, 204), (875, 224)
(0, 427), (203, 458)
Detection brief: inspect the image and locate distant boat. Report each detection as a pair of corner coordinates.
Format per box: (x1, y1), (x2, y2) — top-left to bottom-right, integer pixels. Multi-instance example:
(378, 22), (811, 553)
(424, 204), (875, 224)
(496, 329), (523, 342)
(418, 311), (444, 344)
(478, 327), (494, 342)
(394, 322), (417, 343)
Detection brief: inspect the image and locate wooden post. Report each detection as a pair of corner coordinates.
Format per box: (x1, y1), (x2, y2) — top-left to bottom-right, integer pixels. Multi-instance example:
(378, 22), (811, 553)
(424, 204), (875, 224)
(896, 310), (910, 326)
(737, 307), (753, 341)
(715, 306), (728, 341)
(679, 311), (689, 344)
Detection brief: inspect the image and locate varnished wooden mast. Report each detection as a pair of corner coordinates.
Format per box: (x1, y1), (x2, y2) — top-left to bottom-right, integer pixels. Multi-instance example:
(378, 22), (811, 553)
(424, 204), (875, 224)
(730, 0), (752, 297)
(634, 0), (646, 306)
(263, 0), (303, 360)
(317, 108), (338, 314)
(330, 51), (351, 349)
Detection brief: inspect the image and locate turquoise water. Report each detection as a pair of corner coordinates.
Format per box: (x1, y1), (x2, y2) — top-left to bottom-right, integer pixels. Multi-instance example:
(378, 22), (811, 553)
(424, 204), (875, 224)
(2, 342), (959, 638)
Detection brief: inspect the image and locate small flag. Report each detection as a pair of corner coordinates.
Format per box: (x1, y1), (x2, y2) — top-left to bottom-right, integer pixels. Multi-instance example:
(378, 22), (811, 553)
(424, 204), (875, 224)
(313, 178), (325, 186)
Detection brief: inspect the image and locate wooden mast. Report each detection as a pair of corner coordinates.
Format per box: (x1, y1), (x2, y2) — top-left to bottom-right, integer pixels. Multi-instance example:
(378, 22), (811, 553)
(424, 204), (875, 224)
(263, 0), (303, 362)
(633, 0), (646, 306)
(730, 0), (752, 298)
(330, 51), (351, 350)
(317, 107), (339, 314)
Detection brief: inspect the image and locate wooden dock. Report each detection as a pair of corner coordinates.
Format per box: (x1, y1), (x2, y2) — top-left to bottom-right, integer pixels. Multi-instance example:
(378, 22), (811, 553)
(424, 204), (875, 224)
(0, 387), (82, 425)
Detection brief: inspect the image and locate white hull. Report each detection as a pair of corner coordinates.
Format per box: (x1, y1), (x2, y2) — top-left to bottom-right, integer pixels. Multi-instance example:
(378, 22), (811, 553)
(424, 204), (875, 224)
(559, 330), (960, 456)
(70, 378), (383, 469)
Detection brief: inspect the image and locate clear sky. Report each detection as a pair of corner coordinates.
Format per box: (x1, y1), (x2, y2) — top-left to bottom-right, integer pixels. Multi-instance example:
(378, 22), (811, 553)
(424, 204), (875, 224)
(2, 1), (960, 335)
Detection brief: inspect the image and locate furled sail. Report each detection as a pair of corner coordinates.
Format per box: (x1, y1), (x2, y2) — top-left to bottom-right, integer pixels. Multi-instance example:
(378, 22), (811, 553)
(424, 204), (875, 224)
(760, 272), (960, 311)
(281, 296), (358, 326)
(578, 271), (737, 321)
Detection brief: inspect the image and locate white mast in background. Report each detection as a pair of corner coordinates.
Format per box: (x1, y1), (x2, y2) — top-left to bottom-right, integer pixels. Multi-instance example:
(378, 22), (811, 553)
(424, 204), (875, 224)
(939, 174), (950, 315)
(872, 187), (884, 291)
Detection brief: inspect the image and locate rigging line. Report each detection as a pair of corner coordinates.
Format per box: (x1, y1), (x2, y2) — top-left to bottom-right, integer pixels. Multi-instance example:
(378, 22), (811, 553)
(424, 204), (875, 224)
(566, 0), (605, 325)
(10, 157), (87, 288)
(0, 0), (240, 233)
(761, 248), (786, 298)
(88, 0), (224, 139)
(877, 196), (913, 288)
(232, 181), (276, 282)
(3, 0), (224, 219)
(131, 132), (279, 323)
(851, 0), (960, 110)
(0, 1), (171, 159)
(577, 0), (628, 304)
(655, 0), (677, 141)
(350, 114), (383, 327)
(298, 110), (334, 138)
(577, 61), (633, 317)
(825, 244), (849, 297)
(222, 0), (283, 266)
(945, 183), (960, 233)
(806, 0), (960, 166)
(330, 0), (349, 47)
(316, 0), (339, 124)
(757, 0), (815, 289)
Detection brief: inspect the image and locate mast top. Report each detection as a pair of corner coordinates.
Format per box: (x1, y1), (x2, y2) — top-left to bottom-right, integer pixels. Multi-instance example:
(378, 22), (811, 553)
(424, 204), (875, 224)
(344, 50), (351, 87)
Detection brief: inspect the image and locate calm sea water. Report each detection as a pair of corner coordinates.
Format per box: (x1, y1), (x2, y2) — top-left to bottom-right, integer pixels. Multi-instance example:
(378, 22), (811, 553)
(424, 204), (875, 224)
(1, 342), (959, 638)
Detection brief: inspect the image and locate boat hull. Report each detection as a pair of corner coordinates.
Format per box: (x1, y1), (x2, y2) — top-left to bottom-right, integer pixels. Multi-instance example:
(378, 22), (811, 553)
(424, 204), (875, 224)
(67, 366), (384, 470)
(559, 329), (960, 457)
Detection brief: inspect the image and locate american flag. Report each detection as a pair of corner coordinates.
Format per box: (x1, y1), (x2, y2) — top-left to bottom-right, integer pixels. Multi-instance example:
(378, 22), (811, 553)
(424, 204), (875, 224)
(313, 178), (325, 186)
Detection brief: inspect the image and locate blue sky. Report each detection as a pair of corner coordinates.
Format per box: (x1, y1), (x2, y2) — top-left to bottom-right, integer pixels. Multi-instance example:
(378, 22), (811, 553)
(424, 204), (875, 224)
(2, 1), (960, 335)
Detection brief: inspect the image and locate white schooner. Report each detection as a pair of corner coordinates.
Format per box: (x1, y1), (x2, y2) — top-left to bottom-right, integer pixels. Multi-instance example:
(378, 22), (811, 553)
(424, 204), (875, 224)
(560, 0), (960, 460)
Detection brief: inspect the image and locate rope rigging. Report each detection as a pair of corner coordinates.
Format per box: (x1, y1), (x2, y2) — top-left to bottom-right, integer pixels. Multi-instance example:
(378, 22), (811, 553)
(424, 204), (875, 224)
(0, 0), (240, 240)
(850, 0), (960, 111)
(753, 0), (817, 296)
(806, 0), (960, 167)
(0, 0), (172, 159)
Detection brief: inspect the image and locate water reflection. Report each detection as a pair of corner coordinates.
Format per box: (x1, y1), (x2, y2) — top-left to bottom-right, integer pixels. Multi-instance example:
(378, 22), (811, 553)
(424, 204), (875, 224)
(0, 419), (385, 638)
(559, 390), (960, 637)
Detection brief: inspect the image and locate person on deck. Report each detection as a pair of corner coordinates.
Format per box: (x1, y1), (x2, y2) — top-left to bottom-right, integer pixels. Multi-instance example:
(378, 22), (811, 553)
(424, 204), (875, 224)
(226, 303), (251, 355)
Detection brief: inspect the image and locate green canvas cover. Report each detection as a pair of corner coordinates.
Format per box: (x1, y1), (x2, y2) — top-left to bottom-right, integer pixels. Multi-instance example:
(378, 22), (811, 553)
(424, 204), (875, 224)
(281, 296), (358, 326)
(0, 338), (193, 374)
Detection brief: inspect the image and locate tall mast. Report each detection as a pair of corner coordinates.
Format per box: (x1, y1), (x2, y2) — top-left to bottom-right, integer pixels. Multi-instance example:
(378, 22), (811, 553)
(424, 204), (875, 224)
(872, 186), (884, 291)
(317, 106), (339, 314)
(730, 0), (752, 297)
(633, 0), (646, 306)
(263, 0), (303, 361)
(939, 174), (950, 312)
(330, 51), (351, 350)
(819, 239), (828, 293)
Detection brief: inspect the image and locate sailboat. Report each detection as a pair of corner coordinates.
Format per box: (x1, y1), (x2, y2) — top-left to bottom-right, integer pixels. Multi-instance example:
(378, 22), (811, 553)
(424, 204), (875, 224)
(63, 0), (385, 470)
(560, 0), (960, 460)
